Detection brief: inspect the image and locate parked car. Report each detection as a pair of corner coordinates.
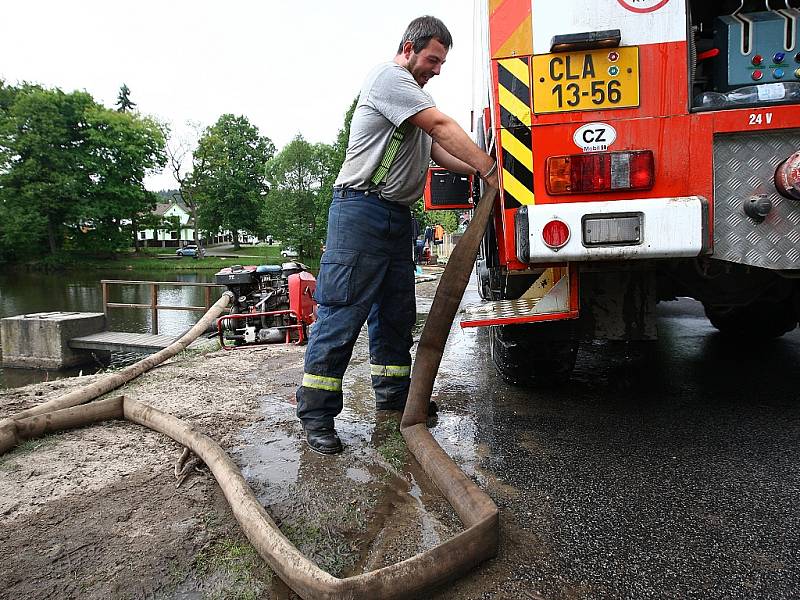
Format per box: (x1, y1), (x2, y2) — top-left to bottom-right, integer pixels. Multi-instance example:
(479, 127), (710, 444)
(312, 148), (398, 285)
(176, 244), (205, 258)
(280, 247), (299, 258)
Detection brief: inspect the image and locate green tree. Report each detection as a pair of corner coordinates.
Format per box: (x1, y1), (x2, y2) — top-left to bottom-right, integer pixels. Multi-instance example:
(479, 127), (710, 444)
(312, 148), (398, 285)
(264, 135), (338, 258)
(413, 202), (459, 233)
(0, 85), (96, 257)
(116, 83), (136, 112)
(0, 83), (166, 261)
(192, 114), (275, 250)
(261, 98), (358, 259)
(0, 80), (18, 206)
(82, 108), (166, 252)
(332, 98), (357, 173)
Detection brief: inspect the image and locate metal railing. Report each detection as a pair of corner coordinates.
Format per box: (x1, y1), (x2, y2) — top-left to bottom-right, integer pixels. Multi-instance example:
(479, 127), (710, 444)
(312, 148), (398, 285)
(100, 280), (226, 335)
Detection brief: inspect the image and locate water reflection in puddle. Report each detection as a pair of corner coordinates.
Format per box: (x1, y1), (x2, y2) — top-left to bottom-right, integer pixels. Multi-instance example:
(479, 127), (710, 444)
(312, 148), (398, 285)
(238, 436), (301, 489)
(430, 412), (479, 478)
(235, 394), (302, 503)
(346, 467), (372, 483)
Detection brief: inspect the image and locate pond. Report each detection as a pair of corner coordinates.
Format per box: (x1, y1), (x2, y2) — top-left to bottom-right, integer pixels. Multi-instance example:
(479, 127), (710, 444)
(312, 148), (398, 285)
(0, 268), (221, 389)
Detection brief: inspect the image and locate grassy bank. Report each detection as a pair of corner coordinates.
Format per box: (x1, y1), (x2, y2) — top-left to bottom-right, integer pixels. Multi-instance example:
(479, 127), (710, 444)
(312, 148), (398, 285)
(14, 245), (320, 271)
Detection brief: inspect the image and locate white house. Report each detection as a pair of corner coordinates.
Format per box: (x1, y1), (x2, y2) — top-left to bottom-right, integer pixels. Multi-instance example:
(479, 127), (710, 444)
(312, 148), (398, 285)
(139, 201), (195, 247)
(138, 200), (260, 247)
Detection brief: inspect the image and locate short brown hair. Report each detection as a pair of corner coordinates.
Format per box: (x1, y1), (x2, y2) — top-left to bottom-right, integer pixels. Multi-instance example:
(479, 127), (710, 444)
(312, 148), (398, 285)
(397, 16), (453, 54)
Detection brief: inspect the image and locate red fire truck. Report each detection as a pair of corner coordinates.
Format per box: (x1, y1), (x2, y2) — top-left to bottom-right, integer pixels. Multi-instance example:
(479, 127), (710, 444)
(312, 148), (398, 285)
(426, 0), (800, 384)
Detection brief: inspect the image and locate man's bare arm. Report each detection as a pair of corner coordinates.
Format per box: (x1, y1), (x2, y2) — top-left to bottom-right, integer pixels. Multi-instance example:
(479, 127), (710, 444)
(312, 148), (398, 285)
(430, 142), (475, 175)
(409, 107), (498, 188)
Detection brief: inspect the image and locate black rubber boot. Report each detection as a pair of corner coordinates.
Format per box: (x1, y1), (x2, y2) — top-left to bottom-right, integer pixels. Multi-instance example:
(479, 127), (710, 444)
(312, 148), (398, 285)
(305, 428), (343, 455)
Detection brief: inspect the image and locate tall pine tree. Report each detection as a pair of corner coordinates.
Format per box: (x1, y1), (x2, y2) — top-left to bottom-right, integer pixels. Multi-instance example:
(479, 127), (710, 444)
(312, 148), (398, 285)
(116, 83), (136, 112)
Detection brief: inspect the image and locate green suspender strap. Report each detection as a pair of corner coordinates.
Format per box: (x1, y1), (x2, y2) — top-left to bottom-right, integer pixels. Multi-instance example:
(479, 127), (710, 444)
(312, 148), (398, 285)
(370, 120), (412, 186)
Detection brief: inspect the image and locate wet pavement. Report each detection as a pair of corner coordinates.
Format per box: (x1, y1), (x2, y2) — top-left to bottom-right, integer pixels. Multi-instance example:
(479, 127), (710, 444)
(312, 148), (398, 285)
(432, 288), (800, 599)
(225, 274), (799, 599)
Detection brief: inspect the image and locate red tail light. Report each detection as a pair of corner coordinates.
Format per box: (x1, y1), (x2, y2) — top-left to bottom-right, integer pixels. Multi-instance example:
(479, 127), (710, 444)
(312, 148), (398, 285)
(546, 151), (655, 195)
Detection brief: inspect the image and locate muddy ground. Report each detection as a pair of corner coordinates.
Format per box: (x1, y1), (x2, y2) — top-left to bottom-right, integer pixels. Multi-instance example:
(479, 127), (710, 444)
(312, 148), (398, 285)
(0, 277), (517, 600)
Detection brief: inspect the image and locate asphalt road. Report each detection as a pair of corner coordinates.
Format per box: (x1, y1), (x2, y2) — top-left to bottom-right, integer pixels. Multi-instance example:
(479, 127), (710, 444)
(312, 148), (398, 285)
(431, 291), (800, 599)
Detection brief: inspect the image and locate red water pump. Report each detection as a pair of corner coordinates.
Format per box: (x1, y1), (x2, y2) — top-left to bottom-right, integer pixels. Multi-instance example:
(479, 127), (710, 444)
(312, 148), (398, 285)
(214, 262), (316, 349)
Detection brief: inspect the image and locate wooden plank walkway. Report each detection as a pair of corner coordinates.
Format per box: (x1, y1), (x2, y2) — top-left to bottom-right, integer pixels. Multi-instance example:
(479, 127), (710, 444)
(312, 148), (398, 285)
(69, 331), (178, 353)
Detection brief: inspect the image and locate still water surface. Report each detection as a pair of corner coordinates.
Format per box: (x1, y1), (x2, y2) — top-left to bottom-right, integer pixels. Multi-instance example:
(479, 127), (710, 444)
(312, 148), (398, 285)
(0, 268), (219, 389)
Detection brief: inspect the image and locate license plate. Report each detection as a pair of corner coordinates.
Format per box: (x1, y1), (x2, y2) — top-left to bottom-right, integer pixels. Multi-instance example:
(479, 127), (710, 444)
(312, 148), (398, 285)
(532, 47), (639, 114)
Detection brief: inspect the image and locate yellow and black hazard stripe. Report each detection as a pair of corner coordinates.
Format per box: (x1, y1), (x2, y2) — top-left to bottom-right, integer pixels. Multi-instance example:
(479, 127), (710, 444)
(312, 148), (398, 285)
(500, 127), (534, 207)
(497, 57), (531, 129)
(496, 57), (534, 206)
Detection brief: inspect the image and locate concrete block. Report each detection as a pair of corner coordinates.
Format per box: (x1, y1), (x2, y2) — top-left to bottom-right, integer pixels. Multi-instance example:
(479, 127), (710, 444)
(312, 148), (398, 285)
(1, 312), (106, 369)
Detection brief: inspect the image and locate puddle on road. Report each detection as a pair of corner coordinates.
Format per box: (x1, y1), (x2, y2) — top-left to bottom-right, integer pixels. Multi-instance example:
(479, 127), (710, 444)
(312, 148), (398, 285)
(232, 394), (303, 505)
(429, 410), (481, 479)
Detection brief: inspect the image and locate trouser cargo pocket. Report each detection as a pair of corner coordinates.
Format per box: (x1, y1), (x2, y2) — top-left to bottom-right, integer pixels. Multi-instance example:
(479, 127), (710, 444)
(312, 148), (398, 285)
(314, 249), (359, 306)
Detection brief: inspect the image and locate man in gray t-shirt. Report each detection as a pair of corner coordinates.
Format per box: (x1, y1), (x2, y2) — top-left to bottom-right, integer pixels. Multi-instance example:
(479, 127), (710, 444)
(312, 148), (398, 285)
(296, 15), (498, 455)
(334, 62), (435, 205)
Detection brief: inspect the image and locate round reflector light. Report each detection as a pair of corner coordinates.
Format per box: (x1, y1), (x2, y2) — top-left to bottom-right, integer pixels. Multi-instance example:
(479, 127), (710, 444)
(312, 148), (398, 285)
(542, 219), (570, 250)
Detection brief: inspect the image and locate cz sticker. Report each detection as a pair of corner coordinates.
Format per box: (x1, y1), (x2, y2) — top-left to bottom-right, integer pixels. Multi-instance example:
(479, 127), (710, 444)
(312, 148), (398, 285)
(573, 122), (617, 152)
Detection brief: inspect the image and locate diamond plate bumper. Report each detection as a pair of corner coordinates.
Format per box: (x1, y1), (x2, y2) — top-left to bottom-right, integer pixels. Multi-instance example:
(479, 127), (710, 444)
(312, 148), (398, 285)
(713, 129), (800, 270)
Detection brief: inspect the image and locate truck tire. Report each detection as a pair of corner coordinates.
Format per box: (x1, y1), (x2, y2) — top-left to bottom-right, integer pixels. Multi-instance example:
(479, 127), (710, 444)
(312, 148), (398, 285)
(703, 299), (798, 339)
(489, 323), (579, 386)
(476, 259), (492, 300)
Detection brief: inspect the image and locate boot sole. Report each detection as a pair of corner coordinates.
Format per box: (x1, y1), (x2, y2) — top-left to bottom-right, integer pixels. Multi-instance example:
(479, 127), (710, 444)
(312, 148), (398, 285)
(305, 439), (343, 455)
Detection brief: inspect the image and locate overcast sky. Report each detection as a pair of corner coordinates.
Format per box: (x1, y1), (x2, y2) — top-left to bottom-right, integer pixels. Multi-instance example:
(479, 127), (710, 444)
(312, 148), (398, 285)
(0, 1), (477, 191)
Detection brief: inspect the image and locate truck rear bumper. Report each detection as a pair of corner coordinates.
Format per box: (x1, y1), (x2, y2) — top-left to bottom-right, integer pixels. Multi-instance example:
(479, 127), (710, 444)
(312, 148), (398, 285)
(519, 196), (709, 263)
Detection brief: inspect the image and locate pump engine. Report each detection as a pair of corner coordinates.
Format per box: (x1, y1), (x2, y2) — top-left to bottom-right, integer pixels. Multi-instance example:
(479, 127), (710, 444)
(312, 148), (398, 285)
(214, 262), (316, 348)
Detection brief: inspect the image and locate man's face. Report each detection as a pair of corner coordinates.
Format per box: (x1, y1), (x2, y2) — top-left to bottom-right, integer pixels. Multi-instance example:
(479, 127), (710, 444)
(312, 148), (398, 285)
(405, 38), (448, 87)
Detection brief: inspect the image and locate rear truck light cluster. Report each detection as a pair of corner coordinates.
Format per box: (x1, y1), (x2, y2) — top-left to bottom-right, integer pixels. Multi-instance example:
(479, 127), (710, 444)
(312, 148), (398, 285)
(546, 150), (655, 195)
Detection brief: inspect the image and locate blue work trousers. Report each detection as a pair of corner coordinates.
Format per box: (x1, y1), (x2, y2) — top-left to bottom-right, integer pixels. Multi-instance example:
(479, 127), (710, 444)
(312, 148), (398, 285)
(296, 189), (416, 431)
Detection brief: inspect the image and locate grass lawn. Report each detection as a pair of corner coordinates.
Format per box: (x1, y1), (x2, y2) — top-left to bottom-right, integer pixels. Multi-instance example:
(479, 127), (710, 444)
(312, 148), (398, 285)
(9, 244), (319, 271)
(74, 245), (318, 270)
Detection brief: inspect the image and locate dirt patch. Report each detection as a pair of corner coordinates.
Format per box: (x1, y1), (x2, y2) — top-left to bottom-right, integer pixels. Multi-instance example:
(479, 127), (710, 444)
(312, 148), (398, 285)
(0, 345), (301, 599)
(0, 277), (488, 600)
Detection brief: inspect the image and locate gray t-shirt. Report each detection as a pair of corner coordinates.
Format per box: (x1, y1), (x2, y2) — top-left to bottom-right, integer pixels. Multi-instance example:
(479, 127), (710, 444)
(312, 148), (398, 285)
(334, 62), (435, 206)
